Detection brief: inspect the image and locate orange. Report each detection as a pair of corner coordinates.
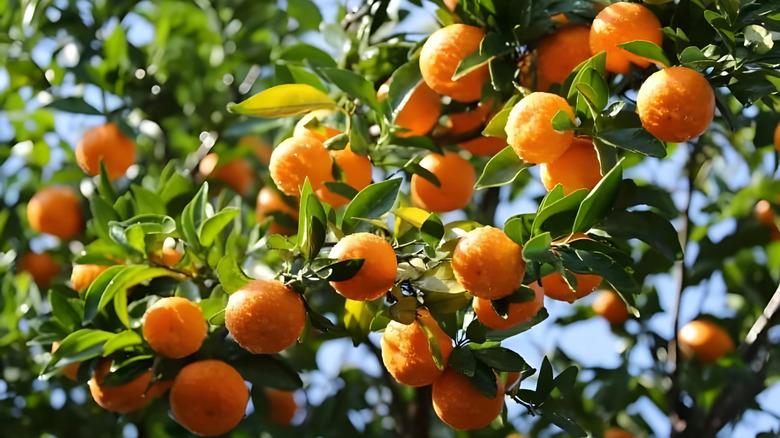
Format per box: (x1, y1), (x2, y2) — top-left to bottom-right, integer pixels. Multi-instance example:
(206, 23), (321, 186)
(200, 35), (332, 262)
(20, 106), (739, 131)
(315, 145), (373, 207)
(27, 186), (83, 240)
(293, 111), (342, 143)
(432, 368), (505, 430)
(75, 123), (136, 180)
(225, 279), (306, 354)
(142, 297), (207, 359)
(198, 153), (255, 195)
(678, 319), (735, 363)
(452, 226), (526, 300)
(394, 82), (441, 137)
(592, 290), (629, 326)
(460, 136), (506, 156)
(18, 251), (60, 288)
(503, 372), (521, 391)
(265, 389), (297, 426)
(256, 187), (299, 235)
(589, 2), (663, 74)
(541, 272), (601, 302)
(381, 308), (454, 387)
(443, 0), (457, 11)
(88, 360), (169, 414)
(269, 136), (333, 197)
(637, 66), (715, 142)
(755, 200), (780, 240)
(446, 99), (496, 136)
(420, 24), (488, 102)
(535, 26), (591, 91)
(775, 122), (780, 151)
(473, 284), (543, 330)
(411, 152), (475, 212)
(539, 137), (602, 194)
(329, 233), (397, 301)
(240, 135), (273, 165)
(605, 428), (635, 438)
(51, 341), (79, 381)
(170, 360), (248, 436)
(505, 92), (575, 164)
(70, 264), (111, 293)
(160, 247), (183, 266)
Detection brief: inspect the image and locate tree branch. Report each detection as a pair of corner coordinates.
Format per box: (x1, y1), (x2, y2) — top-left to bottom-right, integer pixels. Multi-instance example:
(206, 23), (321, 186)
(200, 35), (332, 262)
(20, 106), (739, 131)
(740, 283), (780, 360)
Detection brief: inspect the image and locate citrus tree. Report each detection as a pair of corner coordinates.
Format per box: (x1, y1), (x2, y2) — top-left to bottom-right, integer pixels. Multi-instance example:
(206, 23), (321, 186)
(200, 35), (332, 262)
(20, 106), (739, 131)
(2, 0), (780, 437)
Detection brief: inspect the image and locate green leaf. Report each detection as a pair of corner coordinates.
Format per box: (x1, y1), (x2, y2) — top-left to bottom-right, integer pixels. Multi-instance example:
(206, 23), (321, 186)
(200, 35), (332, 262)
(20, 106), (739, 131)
(216, 255), (252, 294)
(318, 67), (381, 112)
(542, 411), (587, 437)
(130, 186), (166, 215)
(298, 180), (327, 259)
(102, 330), (143, 356)
(45, 97), (102, 115)
(317, 258), (365, 281)
(597, 211), (683, 261)
(42, 329), (114, 376)
(523, 232), (555, 263)
(343, 299), (376, 345)
(595, 104), (666, 157)
(482, 95), (522, 138)
(181, 183), (209, 248)
(83, 265), (179, 324)
(227, 84), (336, 118)
(104, 24), (128, 71)
(420, 317), (445, 370)
(421, 214), (444, 249)
(349, 113), (371, 155)
(503, 214), (535, 245)
(199, 207), (239, 247)
(234, 355), (303, 390)
(287, 0), (323, 31)
(452, 33), (511, 80)
(342, 179), (402, 233)
(532, 189), (588, 235)
(475, 146), (529, 189)
(473, 347), (530, 372)
(572, 159), (624, 233)
(388, 60), (423, 121)
(618, 40), (670, 67)
(743, 25), (773, 55)
(551, 110), (576, 131)
(449, 346), (477, 377)
(49, 287), (82, 331)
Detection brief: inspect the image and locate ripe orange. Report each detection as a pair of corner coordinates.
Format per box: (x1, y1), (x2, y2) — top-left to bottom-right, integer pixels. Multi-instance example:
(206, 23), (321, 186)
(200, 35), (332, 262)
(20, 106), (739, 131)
(88, 361), (169, 414)
(592, 290), (629, 326)
(605, 428), (635, 438)
(411, 152), (475, 212)
(755, 200), (780, 240)
(460, 136), (506, 156)
(315, 145), (373, 208)
(432, 368), (505, 430)
(293, 111), (342, 143)
(70, 264), (110, 293)
(27, 186), (83, 240)
(541, 272), (602, 302)
(452, 226), (526, 300)
(589, 2), (663, 74)
(75, 123), (136, 180)
(539, 137), (602, 194)
(225, 279), (306, 354)
(256, 187), (299, 235)
(198, 153), (255, 196)
(774, 122), (780, 151)
(18, 251), (60, 288)
(142, 297), (207, 359)
(269, 136), (333, 197)
(329, 233), (397, 301)
(160, 247), (183, 266)
(678, 319), (735, 363)
(265, 389), (297, 426)
(394, 82), (441, 137)
(535, 26), (591, 91)
(473, 284), (543, 330)
(505, 92), (575, 164)
(51, 341), (79, 381)
(446, 99), (496, 136)
(637, 66), (715, 142)
(420, 24), (488, 102)
(381, 309), (454, 387)
(170, 360), (248, 436)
